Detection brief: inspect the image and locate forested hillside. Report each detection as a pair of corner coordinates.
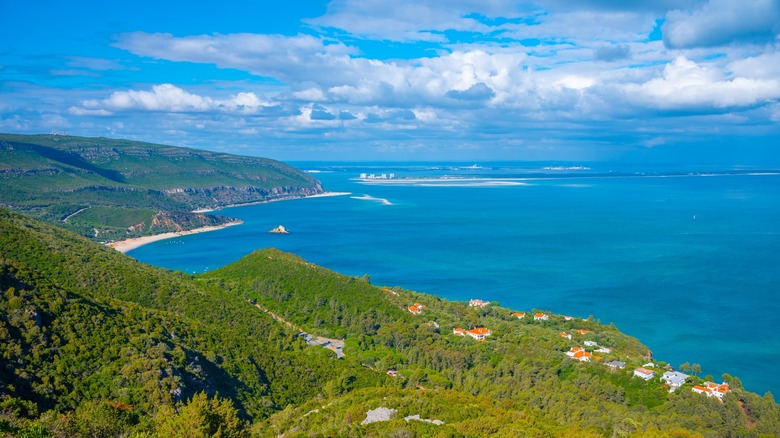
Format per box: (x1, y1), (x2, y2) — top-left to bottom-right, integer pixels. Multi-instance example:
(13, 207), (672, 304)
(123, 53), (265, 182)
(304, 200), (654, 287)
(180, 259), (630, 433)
(1, 209), (779, 437)
(0, 133), (323, 241)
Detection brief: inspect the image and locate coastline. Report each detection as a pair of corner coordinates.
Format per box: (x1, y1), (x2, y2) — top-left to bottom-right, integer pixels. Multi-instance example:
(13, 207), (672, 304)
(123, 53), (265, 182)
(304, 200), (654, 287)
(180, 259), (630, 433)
(106, 221), (243, 253)
(192, 191), (351, 213)
(108, 192), (351, 253)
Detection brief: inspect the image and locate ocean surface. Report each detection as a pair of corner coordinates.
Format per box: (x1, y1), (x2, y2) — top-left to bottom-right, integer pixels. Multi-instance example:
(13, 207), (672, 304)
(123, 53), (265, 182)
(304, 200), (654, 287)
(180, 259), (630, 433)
(129, 162), (780, 396)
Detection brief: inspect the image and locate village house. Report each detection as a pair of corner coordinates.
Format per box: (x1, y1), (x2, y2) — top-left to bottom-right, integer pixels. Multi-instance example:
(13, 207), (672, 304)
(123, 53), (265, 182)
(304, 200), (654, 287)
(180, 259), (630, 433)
(661, 371), (689, 391)
(692, 382), (731, 400)
(511, 312), (526, 319)
(467, 327), (492, 341)
(575, 329), (590, 335)
(565, 347), (597, 362)
(534, 313), (549, 321)
(564, 316), (573, 321)
(606, 360), (626, 369)
(584, 340), (598, 347)
(560, 332), (572, 340)
(408, 303), (426, 315)
(469, 299), (490, 308)
(595, 346), (612, 353)
(634, 367), (655, 380)
(453, 327), (467, 336)
(386, 369), (400, 377)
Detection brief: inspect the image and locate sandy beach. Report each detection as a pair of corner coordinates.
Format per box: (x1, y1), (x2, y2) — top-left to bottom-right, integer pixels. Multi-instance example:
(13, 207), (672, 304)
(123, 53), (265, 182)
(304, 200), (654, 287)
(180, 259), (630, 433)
(107, 192), (351, 253)
(107, 221), (243, 253)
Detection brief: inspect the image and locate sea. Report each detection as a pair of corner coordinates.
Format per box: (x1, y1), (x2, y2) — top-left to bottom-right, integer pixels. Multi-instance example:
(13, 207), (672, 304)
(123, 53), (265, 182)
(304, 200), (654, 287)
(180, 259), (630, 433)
(128, 162), (780, 396)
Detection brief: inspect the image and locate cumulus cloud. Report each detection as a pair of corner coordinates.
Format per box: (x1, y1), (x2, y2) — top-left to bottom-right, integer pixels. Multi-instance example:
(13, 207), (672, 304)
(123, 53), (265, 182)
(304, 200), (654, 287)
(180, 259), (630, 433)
(626, 56), (780, 110)
(663, 0), (780, 48)
(446, 82), (496, 101)
(72, 84), (273, 115)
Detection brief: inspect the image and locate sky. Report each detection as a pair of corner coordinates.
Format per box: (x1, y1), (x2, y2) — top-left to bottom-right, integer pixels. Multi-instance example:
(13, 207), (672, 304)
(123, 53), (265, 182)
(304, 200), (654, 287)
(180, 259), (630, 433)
(1, 0), (779, 163)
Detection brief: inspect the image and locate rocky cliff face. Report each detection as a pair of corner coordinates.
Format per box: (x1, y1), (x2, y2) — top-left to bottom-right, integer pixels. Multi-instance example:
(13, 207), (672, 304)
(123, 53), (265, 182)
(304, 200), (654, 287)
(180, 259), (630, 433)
(161, 184), (324, 209)
(128, 210), (237, 235)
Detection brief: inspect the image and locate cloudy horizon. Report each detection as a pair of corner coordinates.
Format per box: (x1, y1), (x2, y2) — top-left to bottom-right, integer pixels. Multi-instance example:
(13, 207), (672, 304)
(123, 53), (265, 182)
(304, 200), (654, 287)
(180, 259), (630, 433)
(1, 0), (779, 163)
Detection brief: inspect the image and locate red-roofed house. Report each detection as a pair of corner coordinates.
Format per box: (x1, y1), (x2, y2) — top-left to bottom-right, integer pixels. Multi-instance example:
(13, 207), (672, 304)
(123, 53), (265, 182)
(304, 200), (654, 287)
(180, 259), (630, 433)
(511, 312), (526, 319)
(634, 367), (655, 380)
(469, 299), (490, 308)
(575, 329), (590, 335)
(453, 328), (467, 337)
(467, 327), (492, 341)
(408, 303), (426, 315)
(693, 382), (731, 400)
(560, 332), (572, 340)
(534, 313), (549, 321)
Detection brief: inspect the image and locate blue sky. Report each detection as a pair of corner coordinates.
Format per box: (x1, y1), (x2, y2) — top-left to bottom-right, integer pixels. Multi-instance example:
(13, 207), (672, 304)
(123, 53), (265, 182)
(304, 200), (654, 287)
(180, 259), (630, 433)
(1, 0), (779, 163)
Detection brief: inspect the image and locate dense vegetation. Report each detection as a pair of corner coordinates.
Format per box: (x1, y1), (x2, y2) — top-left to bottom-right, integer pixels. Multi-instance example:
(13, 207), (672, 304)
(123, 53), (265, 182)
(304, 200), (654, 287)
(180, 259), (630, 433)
(1, 209), (780, 437)
(0, 133), (323, 241)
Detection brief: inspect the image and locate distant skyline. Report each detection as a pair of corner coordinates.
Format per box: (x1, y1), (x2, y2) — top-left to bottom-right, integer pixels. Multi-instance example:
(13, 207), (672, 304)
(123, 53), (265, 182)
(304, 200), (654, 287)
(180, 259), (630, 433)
(1, 0), (779, 163)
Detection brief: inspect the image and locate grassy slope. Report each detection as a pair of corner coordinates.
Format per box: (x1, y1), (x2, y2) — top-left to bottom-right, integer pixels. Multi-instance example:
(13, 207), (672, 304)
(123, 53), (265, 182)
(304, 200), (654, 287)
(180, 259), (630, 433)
(0, 133), (323, 240)
(2, 209), (779, 436)
(0, 209), (378, 423)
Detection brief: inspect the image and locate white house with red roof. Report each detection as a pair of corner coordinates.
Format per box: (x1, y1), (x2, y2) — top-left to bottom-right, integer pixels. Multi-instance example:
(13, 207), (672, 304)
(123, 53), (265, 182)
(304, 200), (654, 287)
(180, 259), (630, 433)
(634, 367), (655, 380)
(511, 312), (526, 319)
(534, 313), (549, 321)
(408, 303), (426, 315)
(453, 327), (467, 337)
(467, 327), (492, 341)
(565, 346), (597, 362)
(693, 382), (731, 400)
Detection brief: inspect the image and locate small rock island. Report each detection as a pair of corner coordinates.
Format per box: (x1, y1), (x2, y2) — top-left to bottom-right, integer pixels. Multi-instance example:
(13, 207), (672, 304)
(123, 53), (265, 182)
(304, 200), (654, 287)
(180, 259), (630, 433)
(268, 225), (290, 234)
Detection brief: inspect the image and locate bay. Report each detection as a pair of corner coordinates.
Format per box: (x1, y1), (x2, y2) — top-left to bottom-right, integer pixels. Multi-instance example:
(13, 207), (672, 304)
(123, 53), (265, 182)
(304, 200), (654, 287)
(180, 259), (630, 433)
(129, 162), (780, 396)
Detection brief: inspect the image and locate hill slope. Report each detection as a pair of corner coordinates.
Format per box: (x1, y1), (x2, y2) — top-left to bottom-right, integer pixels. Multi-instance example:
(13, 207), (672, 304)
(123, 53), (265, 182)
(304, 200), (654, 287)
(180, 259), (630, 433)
(1, 209), (780, 437)
(0, 133), (323, 240)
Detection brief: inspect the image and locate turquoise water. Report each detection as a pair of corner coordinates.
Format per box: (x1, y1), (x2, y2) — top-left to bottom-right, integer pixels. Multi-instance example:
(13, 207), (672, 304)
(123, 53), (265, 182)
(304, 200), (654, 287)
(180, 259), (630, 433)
(129, 163), (780, 396)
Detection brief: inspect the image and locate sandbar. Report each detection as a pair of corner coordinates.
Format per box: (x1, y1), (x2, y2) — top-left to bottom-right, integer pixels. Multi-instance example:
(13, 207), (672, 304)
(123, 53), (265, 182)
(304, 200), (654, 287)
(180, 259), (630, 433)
(107, 221), (242, 253)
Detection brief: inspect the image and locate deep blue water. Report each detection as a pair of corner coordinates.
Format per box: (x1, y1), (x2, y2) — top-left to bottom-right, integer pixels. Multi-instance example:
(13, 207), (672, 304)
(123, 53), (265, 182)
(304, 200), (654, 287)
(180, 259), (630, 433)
(129, 162), (780, 396)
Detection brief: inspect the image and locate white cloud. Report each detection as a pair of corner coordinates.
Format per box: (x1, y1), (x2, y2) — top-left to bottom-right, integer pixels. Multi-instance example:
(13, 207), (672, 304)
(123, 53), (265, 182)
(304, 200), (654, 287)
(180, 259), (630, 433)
(663, 0), (780, 48)
(74, 84), (273, 114)
(625, 56), (780, 109)
(114, 32), (359, 86)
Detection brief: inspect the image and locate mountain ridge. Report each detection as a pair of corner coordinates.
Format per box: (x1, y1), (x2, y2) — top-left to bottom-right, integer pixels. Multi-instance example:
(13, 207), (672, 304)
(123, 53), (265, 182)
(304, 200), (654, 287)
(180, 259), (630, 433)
(0, 133), (323, 241)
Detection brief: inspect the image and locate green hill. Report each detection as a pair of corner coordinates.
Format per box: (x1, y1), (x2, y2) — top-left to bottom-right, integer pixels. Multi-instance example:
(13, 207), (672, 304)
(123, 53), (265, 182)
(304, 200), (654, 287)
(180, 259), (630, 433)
(0, 133), (323, 241)
(1, 209), (779, 437)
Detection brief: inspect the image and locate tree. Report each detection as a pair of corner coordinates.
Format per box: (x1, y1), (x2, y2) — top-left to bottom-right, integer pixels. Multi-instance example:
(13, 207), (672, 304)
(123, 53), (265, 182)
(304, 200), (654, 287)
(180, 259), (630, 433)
(154, 392), (247, 438)
(680, 362), (691, 374)
(692, 363), (702, 376)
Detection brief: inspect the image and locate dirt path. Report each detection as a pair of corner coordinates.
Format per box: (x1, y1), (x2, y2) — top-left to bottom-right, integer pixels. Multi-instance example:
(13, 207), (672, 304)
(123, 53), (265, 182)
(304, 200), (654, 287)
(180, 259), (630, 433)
(249, 300), (345, 358)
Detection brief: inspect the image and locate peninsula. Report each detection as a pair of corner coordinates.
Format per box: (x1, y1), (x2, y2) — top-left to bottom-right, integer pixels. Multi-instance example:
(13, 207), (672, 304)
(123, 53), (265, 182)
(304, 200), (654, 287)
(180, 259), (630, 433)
(0, 133), (323, 242)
